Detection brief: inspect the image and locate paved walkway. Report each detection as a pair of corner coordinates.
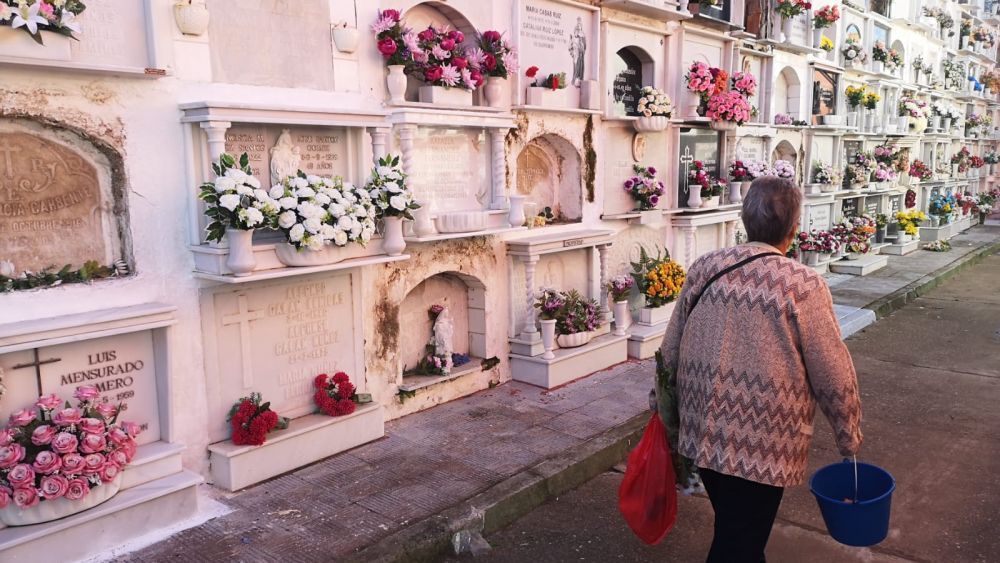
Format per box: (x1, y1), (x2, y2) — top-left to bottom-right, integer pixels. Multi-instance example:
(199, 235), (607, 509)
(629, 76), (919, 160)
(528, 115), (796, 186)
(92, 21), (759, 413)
(121, 225), (1000, 563)
(458, 248), (1000, 563)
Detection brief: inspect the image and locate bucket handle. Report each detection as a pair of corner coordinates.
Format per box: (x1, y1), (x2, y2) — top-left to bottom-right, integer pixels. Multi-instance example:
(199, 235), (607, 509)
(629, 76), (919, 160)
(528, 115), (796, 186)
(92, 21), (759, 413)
(841, 456), (859, 504)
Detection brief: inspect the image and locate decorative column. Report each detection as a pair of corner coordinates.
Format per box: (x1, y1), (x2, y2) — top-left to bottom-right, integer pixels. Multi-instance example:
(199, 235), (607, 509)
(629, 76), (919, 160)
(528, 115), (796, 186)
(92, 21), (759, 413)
(397, 124), (417, 178)
(368, 127), (390, 163)
(597, 243), (611, 319)
(200, 121), (232, 161)
(683, 226), (698, 267)
(725, 221), (737, 247)
(490, 127), (509, 210)
(521, 255), (540, 339)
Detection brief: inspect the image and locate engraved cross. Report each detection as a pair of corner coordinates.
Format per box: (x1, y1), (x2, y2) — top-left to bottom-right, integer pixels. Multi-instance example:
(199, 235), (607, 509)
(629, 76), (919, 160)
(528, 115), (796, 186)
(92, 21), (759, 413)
(680, 146), (695, 194)
(0, 143), (20, 180)
(222, 294), (266, 388)
(12, 349), (63, 396)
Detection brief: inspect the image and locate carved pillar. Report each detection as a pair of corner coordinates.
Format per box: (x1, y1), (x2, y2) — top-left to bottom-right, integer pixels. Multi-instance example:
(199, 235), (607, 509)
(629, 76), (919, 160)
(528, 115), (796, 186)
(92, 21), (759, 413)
(397, 124), (417, 178)
(490, 127), (509, 210)
(597, 243), (610, 318)
(683, 226), (698, 267)
(368, 127), (390, 163)
(725, 221), (737, 247)
(200, 121), (232, 162)
(521, 255), (540, 337)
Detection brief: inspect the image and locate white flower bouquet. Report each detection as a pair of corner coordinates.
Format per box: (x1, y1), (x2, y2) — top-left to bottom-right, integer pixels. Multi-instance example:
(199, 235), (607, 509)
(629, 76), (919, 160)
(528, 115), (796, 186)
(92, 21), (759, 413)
(366, 155), (420, 220)
(198, 153), (278, 243)
(272, 174), (377, 251)
(636, 86), (673, 118)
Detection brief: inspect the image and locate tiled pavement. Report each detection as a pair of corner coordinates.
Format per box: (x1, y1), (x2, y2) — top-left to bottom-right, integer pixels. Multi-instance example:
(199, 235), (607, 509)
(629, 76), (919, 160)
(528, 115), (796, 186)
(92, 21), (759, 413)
(122, 361), (651, 562)
(121, 225), (1000, 562)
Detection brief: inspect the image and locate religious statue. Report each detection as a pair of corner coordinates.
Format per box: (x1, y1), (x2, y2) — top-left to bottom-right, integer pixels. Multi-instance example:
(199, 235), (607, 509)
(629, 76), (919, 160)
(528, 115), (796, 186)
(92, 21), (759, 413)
(431, 306), (455, 372)
(569, 17), (587, 86)
(269, 129), (301, 185)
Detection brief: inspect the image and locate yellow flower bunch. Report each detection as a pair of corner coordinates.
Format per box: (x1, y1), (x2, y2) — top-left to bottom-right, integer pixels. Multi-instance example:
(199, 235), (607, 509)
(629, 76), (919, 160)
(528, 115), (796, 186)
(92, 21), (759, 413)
(644, 261), (685, 305)
(863, 91), (881, 110)
(820, 36), (835, 52)
(895, 210), (927, 236)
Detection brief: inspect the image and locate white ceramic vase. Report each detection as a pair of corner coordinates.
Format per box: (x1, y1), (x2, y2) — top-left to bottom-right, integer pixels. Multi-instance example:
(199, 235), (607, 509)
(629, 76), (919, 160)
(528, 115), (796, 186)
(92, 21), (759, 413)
(557, 332), (591, 348)
(813, 29), (823, 48)
(782, 17), (793, 43)
(687, 186), (703, 208)
(540, 319), (556, 360)
(634, 115), (669, 132)
(484, 76), (506, 107)
(728, 181), (743, 204)
(382, 216), (406, 256)
(846, 111), (859, 128)
(701, 196), (720, 209)
(173, 2), (211, 36)
(612, 300), (631, 336)
(411, 203), (436, 237)
(508, 194), (526, 228)
(686, 90), (702, 118)
(332, 27), (360, 53)
(274, 241), (369, 267)
(225, 228), (256, 276)
(386, 65), (407, 104)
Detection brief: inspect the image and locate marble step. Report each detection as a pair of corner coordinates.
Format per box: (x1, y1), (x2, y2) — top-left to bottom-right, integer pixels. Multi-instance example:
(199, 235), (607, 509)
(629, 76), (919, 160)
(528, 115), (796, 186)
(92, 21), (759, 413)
(510, 333), (628, 389)
(208, 402), (384, 491)
(881, 239), (920, 256)
(626, 321), (666, 360)
(830, 254), (888, 276)
(0, 470), (202, 563)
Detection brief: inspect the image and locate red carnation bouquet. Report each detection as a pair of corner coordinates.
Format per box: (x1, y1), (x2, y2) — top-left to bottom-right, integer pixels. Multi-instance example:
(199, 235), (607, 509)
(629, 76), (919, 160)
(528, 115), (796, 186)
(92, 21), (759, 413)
(227, 393), (287, 446)
(314, 373), (358, 417)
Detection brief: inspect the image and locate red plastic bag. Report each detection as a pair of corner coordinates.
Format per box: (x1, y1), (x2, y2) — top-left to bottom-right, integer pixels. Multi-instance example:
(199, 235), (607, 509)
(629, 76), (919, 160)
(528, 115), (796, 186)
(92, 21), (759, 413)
(618, 412), (678, 545)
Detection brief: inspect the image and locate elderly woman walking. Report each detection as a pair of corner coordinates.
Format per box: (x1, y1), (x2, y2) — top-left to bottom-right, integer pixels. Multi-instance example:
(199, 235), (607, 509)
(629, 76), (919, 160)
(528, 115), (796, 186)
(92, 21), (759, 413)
(658, 177), (863, 562)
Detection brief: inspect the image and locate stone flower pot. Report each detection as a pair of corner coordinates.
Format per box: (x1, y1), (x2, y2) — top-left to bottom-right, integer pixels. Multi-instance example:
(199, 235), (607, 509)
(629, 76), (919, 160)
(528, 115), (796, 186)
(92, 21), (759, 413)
(275, 240), (369, 267)
(0, 475), (122, 527)
(557, 331), (592, 348)
(173, 1), (211, 36)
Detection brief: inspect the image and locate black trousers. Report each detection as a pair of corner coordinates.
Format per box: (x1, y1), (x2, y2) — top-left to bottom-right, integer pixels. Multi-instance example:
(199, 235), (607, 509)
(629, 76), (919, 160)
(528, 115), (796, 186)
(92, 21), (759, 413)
(699, 468), (785, 563)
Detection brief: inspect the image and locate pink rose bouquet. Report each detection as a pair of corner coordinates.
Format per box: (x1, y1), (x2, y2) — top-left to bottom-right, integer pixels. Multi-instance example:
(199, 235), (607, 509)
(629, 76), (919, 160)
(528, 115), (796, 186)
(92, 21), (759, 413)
(411, 26), (479, 90)
(706, 90), (752, 125)
(475, 30), (518, 79)
(0, 386), (140, 510)
(371, 9), (413, 68)
(685, 61), (715, 97)
(731, 72), (757, 97)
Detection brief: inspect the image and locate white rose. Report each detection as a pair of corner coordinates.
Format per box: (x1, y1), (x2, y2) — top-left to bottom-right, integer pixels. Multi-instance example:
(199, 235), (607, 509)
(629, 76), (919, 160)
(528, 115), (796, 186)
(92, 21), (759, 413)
(253, 188), (270, 202)
(361, 228), (374, 242)
(306, 175), (322, 184)
(354, 206), (368, 218)
(337, 215), (354, 231)
(350, 222), (362, 237)
(243, 207), (264, 227)
(227, 169), (248, 182)
(269, 185), (285, 199)
(369, 188), (382, 200)
(333, 230), (349, 246)
(279, 197), (298, 210)
(235, 183), (253, 196)
(0, 260), (14, 278)
(289, 223), (305, 242)
(303, 217), (322, 234)
(385, 182), (401, 193)
(297, 202), (319, 218)
(292, 177), (308, 189)
(297, 187), (316, 198)
(306, 236), (324, 251)
(328, 203), (346, 217)
(314, 193), (331, 205)
(246, 176), (261, 189)
(319, 224), (336, 240)
(219, 194), (241, 211)
(389, 195), (407, 211)
(214, 176), (236, 193)
(278, 210), (297, 229)
(376, 166), (393, 176)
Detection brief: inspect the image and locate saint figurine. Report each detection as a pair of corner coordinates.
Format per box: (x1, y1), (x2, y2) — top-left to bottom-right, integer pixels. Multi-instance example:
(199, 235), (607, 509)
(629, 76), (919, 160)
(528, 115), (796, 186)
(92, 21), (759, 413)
(432, 306), (455, 372)
(569, 17), (587, 86)
(270, 129), (301, 185)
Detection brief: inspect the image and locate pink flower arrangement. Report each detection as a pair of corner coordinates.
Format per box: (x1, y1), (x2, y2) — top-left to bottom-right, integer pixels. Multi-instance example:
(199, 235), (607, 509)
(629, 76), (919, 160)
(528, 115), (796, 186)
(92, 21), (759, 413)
(623, 165), (665, 210)
(0, 386), (140, 509)
(476, 30), (518, 79)
(410, 26), (480, 90)
(706, 90), (752, 125)
(685, 61), (715, 97)
(371, 9), (412, 67)
(731, 72), (757, 97)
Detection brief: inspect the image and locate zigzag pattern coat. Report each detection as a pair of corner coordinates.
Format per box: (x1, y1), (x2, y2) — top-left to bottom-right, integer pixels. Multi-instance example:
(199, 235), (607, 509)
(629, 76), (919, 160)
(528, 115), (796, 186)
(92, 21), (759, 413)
(659, 243), (863, 487)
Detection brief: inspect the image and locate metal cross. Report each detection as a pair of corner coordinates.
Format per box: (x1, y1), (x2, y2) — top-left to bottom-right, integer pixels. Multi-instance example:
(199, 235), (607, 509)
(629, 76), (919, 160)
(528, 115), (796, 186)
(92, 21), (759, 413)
(12, 348), (62, 396)
(680, 146), (695, 195)
(222, 294), (266, 388)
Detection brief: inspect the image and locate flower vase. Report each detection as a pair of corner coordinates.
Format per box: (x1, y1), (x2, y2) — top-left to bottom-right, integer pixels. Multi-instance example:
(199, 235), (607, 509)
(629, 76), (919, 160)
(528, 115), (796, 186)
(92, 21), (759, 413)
(931, 114), (942, 132)
(728, 181), (743, 204)
(484, 76), (506, 108)
(678, 0), (691, 12)
(812, 29), (823, 49)
(634, 115), (669, 132)
(225, 229), (256, 277)
(710, 120), (737, 131)
(0, 474), (122, 526)
(382, 216), (406, 256)
(687, 186), (703, 208)
(846, 111), (859, 128)
(386, 65), (407, 104)
(802, 250), (819, 266)
(898, 232), (911, 244)
(873, 61), (884, 74)
(864, 111), (875, 133)
(701, 196), (720, 209)
(685, 90), (702, 118)
(275, 242), (369, 266)
(540, 319), (556, 360)
(845, 252), (861, 261)
(411, 203), (436, 237)
(557, 332), (592, 348)
(508, 194), (526, 228)
(612, 301), (631, 336)
(781, 17), (792, 43)
(332, 27), (360, 53)
(173, 1), (211, 36)
(930, 215), (940, 227)
(943, 117), (952, 133)
(951, 164), (959, 177)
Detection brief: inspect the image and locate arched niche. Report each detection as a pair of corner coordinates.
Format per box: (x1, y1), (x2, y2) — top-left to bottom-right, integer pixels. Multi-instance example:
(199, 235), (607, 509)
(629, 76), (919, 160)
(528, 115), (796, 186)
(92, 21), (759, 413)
(773, 66), (802, 118)
(611, 46), (654, 117)
(845, 24), (862, 44)
(890, 39), (905, 66)
(402, 2), (478, 101)
(514, 134), (583, 223)
(399, 271), (487, 379)
(772, 141), (798, 178)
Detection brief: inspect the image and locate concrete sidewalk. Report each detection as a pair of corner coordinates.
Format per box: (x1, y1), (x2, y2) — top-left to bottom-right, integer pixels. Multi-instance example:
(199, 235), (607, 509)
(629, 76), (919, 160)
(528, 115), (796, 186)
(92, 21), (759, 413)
(121, 226), (1000, 563)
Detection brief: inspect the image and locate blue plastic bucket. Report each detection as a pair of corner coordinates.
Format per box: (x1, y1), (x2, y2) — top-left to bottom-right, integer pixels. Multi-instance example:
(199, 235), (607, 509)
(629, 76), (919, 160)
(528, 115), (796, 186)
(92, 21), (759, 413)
(810, 460), (895, 547)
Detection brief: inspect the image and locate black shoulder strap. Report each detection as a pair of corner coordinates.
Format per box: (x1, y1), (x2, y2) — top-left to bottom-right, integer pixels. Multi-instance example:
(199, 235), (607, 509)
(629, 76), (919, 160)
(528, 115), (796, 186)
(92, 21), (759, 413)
(685, 252), (781, 316)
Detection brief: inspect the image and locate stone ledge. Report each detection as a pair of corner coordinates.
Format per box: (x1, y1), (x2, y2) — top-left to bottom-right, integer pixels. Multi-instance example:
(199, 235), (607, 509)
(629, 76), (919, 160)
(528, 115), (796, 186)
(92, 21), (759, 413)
(208, 403), (384, 491)
(0, 470), (202, 562)
(881, 239), (920, 255)
(510, 334), (628, 389)
(626, 322), (666, 360)
(830, 254), (888, 276)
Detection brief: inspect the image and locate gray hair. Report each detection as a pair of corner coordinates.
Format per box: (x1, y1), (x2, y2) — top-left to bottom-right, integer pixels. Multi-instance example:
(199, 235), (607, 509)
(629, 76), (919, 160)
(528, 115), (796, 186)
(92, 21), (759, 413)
(742, 177), (802, 246)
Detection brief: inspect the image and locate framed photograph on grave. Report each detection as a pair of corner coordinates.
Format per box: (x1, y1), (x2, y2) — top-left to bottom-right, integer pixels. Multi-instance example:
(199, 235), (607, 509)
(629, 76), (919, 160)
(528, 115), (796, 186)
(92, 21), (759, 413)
(812, 68), (839, 125)
(678, 128), (720, 208)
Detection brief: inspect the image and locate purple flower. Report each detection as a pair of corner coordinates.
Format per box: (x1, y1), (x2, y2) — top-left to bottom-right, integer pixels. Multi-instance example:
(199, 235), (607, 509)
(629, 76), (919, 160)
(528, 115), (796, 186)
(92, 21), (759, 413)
(649, 195), (660, 206)
(647, 167), (657, 175)
(624, 179), (634, 188)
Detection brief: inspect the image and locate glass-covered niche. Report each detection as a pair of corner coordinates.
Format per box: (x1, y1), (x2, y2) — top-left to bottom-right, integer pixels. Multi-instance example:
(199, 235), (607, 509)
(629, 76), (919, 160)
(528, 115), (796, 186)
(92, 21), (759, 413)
(611, 47), (646, 117)
(677, 128), (720, 208)
(812, 68), (840, 125)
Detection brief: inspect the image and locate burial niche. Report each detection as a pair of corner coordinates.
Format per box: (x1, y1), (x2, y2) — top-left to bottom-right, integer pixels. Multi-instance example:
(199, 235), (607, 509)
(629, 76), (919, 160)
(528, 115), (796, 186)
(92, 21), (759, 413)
(403, 2), (478, 102)
(400, 272), (486, 382)
(611, 47), (653, 117)
(773, 67), (802, 119)
(772, 141), (798, 180)
(0, 119), (129, 278)
(515, 134), (583, 223)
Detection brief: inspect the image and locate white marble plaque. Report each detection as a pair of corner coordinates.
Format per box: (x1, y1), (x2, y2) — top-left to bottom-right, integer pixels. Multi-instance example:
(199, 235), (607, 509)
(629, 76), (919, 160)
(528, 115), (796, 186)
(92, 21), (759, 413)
(208, 275), (358, 438)
(410, 128), (489, 212)
(208, 0), (334, 89)
(807, 204), (832, 231)
(70, 2), (151, 70)
(224, 125), (349, 182)
(519, 0), (593, 87)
